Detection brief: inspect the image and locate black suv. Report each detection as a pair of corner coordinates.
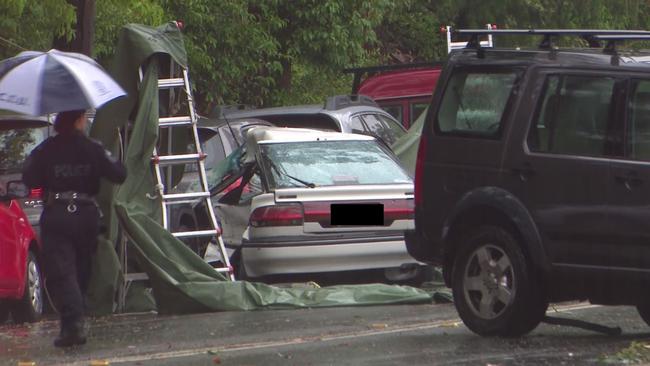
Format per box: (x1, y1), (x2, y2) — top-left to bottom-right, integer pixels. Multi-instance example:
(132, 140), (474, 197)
(406, 29), (650, 336)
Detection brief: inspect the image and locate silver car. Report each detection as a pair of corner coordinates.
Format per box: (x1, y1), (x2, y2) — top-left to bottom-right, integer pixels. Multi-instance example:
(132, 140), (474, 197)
(214, 95), (407, 146)
(213, 126), (426, 283)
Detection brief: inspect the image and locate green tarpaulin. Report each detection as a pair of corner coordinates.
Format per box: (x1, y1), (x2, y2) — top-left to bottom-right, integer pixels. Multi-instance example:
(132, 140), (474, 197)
(86, 22), (435, 315)
(391, 107), (427, 175)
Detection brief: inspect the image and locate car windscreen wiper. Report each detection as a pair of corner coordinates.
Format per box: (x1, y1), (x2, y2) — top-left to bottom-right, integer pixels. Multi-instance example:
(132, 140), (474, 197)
(261, 153), (316, 188)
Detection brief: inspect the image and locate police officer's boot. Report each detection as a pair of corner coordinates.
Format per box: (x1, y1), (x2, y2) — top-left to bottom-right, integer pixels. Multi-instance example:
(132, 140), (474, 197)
(54, 318), (86, 347)
(54, 322), (75, 348)
(71, 318), (87, 345)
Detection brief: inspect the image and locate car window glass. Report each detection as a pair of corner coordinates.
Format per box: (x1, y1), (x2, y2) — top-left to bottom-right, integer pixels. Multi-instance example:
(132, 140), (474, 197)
(349, 116), (365, 133)
(201, 134), (226, 172)
(437, 70), (518, 137)
(627, 80), (650, 161)
(360, 113), (398, 145)
(0, 126), (48, 171)
(260, 140), (411, 189)
(377, 114), (406, 139)
(411, 102), (429, 124)
(528, 75), (615, 157)
(381, 104), (403, 124)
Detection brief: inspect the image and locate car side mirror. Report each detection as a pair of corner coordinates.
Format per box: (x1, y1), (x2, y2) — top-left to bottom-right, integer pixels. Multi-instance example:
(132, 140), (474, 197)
(6, 181), (30, 199)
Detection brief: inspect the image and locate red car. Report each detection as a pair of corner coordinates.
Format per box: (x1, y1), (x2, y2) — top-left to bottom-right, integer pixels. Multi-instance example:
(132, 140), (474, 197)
(0, 115), (50, 324)
(0, 181), (43, 324)
(345, 63), (443, 129)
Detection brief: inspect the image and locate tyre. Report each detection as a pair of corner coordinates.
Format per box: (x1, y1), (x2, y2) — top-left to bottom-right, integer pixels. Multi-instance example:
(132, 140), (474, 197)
(0, 302), (10, 324)
(451, 226), (546, 337)
(637, 302), (650, 327)
(11, 250), (44, 323)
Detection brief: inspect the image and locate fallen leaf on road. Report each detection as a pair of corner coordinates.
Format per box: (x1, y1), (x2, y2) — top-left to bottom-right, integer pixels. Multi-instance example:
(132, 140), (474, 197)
(440, 322), (460, 328)
(213, 356), (221, 364)
(370, 323), (388, 329)
(207, 350), (219, 355)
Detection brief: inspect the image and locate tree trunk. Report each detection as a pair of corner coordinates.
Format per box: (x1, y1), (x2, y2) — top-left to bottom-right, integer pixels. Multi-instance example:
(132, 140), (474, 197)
(279, 58), (292, 91)
(52, 0), (96, 56)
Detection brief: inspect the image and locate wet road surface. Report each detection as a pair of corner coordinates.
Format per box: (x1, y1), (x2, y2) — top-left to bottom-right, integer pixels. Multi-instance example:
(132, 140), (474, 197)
(1, 302), (649, 365)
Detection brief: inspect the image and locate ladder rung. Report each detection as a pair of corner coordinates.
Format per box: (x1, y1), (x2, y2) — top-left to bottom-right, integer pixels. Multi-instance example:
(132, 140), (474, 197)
(162, 192), (210, 202)
(159, 116), (193, 127)
(213, 267), (232, 274)
(158, 78), (185, 89)
(125, 273), (149, 281)
(154, 153), (203, 166)
(172, 229), (220, 238)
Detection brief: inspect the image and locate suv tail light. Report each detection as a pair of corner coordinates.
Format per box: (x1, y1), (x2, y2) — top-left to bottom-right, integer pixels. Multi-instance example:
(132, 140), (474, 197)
(414, 134), (428, 207)
(249, 204), (303, 227)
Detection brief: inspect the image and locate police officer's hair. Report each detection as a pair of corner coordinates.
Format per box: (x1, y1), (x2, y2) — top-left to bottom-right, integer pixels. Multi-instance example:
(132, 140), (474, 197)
(54, 110), (86, 134)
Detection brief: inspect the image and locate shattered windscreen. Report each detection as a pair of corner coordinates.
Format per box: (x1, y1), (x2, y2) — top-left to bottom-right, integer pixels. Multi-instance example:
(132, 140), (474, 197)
(259, 140), (412, 189)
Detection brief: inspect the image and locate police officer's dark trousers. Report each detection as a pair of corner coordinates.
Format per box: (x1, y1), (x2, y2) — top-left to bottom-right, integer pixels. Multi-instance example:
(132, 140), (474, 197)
(40, 201), (100, 335)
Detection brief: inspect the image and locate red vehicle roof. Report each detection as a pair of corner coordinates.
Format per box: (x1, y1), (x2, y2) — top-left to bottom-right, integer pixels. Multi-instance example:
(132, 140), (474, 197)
(357, 67), (442, 101)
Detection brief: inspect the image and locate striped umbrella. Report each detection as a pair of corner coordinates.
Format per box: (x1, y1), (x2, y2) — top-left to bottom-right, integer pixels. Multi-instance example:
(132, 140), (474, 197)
(0, 49), (126, 115)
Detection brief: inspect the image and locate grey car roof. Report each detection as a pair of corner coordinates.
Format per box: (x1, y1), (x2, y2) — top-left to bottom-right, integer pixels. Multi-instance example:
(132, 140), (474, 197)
(217, 103), (401, 132)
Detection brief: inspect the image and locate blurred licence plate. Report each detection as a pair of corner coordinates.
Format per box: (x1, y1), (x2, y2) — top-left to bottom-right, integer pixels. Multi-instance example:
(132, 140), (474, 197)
(330, 203), (384, 226)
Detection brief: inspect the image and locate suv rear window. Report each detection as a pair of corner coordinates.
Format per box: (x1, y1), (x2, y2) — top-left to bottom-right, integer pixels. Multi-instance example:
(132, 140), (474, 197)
(436, 69), (519, 137)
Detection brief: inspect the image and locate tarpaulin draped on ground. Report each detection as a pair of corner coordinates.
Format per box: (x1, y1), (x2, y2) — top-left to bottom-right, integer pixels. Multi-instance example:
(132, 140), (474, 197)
(86, 22), (434, 315)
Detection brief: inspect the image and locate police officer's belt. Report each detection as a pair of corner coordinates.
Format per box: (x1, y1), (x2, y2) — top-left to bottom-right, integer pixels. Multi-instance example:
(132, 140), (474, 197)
(46, 191), (96, 206)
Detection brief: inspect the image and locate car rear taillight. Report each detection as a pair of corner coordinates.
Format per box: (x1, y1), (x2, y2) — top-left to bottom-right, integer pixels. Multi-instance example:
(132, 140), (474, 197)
(249, 204), (304, 227)
(414, 134), (428, 207)
(29, 188), (43, 199)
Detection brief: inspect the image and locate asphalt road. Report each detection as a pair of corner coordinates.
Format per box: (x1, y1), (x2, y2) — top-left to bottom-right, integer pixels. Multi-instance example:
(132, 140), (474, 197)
(1, 302), (649, 366)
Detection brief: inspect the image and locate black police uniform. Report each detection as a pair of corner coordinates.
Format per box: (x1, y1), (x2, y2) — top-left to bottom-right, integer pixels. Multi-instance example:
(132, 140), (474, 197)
(22, 130), (126, 346)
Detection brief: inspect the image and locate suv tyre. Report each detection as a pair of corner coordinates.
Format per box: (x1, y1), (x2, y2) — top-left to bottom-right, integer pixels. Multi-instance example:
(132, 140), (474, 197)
(636, 302), (650, 327)
(11, 251), (43, 323)
(451, 226), (546, 336)
(0, 302), (9, 324)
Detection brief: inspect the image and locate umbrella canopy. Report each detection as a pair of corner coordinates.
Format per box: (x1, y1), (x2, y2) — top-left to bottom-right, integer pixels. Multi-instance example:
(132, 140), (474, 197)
(0, 49), (126, 115)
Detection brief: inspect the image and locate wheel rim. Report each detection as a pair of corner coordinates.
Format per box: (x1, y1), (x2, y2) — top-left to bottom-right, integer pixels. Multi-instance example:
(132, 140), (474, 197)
(462, 244), (515, 320)
(27, 258), (43, 315)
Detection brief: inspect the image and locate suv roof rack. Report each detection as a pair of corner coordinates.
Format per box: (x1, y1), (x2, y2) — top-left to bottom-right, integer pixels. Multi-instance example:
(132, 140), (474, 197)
(324, 95), (377, 111)
(452, 28), (650, 52)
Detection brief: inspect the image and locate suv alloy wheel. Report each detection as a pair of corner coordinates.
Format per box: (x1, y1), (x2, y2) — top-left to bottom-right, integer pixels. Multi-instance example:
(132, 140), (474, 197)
(452, 226), (547, 336)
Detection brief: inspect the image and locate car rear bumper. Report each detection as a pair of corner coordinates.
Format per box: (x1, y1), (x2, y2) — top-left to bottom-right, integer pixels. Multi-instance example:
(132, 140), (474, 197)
(241, 234), (420, 277)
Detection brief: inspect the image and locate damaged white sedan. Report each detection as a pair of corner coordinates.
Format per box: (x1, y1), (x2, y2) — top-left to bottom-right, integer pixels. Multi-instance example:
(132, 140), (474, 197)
(210, 126), (427, 284)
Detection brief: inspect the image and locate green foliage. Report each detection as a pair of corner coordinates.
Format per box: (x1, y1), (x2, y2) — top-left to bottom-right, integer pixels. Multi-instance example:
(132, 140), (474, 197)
(159, 0), (279, 110)
(5, 0), (650, 110)
(601, 341), (650, 364)
(94, 0), (166, 63)
(0, 0), (75, 59)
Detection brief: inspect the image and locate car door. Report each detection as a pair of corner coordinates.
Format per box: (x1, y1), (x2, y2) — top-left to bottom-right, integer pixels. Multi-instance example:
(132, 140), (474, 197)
(607, 78), (650, 270)
(503, 71), (623, 268)
(0, 199), (23, 291)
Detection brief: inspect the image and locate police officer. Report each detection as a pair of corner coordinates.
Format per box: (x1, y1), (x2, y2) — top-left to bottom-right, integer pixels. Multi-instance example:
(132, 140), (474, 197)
(23, 109), (126, 347)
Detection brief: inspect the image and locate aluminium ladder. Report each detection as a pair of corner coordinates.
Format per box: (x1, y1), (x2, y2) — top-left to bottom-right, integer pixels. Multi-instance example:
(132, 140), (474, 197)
(149, 56), (235, 281)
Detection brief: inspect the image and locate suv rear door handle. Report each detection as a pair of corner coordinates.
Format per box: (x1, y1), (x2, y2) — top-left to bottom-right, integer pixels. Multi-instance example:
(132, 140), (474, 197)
(511, 163), (535, 182)
(614, 172), (643, 191)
